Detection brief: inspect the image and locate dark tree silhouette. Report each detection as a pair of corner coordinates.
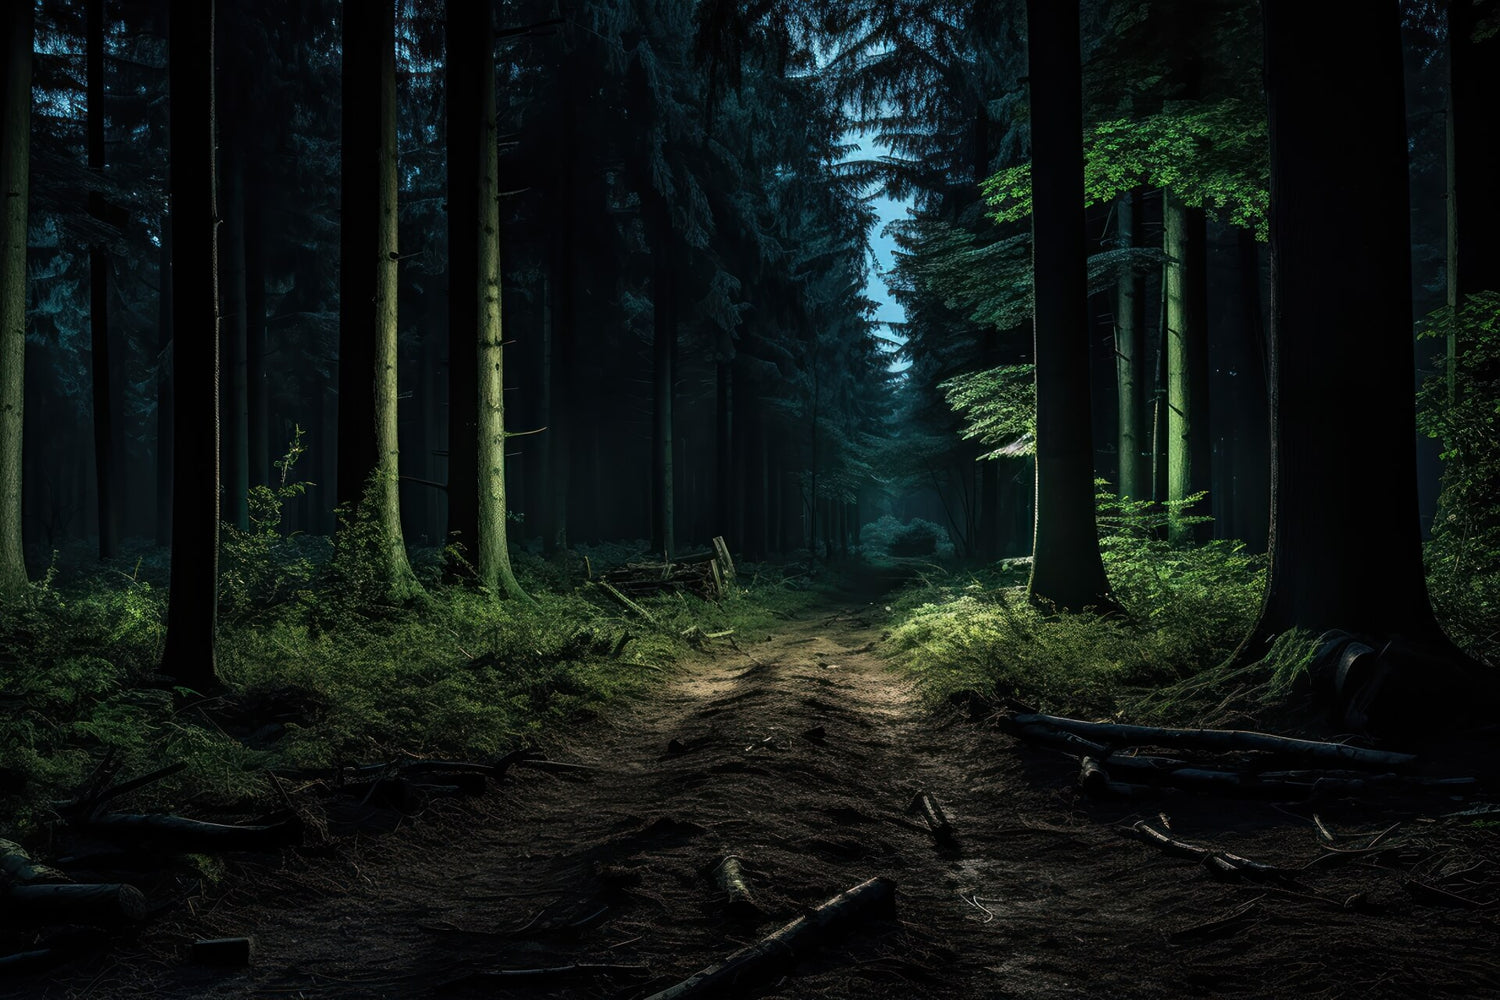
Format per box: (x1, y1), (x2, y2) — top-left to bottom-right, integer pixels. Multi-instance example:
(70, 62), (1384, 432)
(1243, 0), (1437, 649)
(161, 0), (220, 690)
(1023, 0), (1114, 612)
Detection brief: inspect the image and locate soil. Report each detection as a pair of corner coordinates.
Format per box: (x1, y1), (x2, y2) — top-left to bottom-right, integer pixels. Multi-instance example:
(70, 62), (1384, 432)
(11, 577), (1500, 999)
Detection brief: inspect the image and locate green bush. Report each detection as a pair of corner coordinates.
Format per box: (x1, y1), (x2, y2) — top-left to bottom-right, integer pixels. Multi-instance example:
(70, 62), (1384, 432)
(1417, 292), (1500, 665)
(886, 489), (1265, 719)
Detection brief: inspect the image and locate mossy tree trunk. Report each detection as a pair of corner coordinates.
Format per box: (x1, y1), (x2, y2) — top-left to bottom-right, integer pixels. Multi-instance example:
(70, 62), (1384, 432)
(1023, 0), (1115, 613)
(338, 0), (419, 602)
(470, 3), (525, 601)
(1164, 190), (1210, 543)
(1114, 188), (1149, 502)
(161, 0), (219, 690)
(0, 0), (31, 596)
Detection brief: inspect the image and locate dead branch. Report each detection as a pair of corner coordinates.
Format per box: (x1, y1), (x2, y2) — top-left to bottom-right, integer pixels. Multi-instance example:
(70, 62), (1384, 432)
(1006, 712), (1417, 769)
(642, 876), (897, 1000)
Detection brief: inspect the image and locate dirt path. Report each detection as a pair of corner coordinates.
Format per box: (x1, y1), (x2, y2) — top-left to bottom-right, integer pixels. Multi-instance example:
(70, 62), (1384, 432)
(19, 583), (1500, 999)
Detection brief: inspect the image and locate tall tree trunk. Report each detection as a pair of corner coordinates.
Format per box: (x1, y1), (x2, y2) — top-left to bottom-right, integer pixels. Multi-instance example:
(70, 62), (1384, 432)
(161, 0), (218, 689)
(1164, 190), (1210, 542)
(462, 2), (524, 600)
(716, 357), (732, 538)
(219, 141), (249, 530)
(0, 0), (30, 594)
(1239, 0), (1441, 658)
(1115, 188), (1149, 501)
(339, 0), (418, 600)
(445, 2), (478, 564)
(87, 0), (121, 558)
(1446, 0), (1500, 397)
(1234, 227), (1269, 550)
(651, 202), (676, 559)
(245, 175), (268, 488)
(1023, 0), (1115, 612)
(155, 204), (174, 546)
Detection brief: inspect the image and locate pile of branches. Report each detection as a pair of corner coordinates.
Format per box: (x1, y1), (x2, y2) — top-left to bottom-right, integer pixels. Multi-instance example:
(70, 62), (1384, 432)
(597, 537), (736, 601)
(996, 709), (1487, 802)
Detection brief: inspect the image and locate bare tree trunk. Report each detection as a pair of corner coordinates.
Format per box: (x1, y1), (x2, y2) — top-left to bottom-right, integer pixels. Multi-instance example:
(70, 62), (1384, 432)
(1024, 0), (1115, 612)
(87, 0), (122, 558)
(1238, 0), (1442, 659)
(161, 0), (219, 690)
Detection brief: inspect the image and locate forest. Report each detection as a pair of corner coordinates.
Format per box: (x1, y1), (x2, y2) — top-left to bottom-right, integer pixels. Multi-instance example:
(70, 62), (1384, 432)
(1, 0), (1499, 997)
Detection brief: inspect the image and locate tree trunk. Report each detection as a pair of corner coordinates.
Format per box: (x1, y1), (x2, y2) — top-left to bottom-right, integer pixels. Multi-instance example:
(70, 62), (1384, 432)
(87, 0), (121, 558)
(651, 202), (676, 559)
(341, 0), (419, 600)
(716, 358), (732, 538)
(465, 3), (524, 600)
(1115, 189), (1149, 501)
(445, 2), (478, 564)
(1239, 0), (1441, 658)
(245, 174), (268, 488)
(0, 0), (31, 595)
(1446, 0), (1500, 396)
(1234, 227), (1269, 550)
(1164, 190), (1210, 543)
(336, 1), (381, 513)
(161, 0), (219, 690)
(219, 140), (249, 530)
(1024, 0), (1115, 612)
(155, 204), (174, 546)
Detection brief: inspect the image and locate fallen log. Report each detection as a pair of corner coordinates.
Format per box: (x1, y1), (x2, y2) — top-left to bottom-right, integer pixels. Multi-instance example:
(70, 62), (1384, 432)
(1167, 898), (1263, 945)
(439, 963), (649, 992)
(4, 882), (147, 925)
(57, 762), (187, 821)
(907, 791), (957, 846)
(993, 718), (1110, 757)
(191, 937), (255, 967)
(595, 580), (666, 629)
(1, 839), (67, 885)
(712, 856), (763, 919)
(1127, 822), (1294, 884)
(641, 876), (897, 1000)
(78, 812), (303, 852)
(0, 946), (76, 974)
(1007, 712), (1416, 769)
(1078, 757), (1111, 795)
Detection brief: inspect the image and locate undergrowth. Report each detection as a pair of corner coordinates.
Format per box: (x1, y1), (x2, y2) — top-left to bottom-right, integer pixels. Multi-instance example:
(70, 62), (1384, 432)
(0, 442), (814, 845)
(886, 487), (1269, 722)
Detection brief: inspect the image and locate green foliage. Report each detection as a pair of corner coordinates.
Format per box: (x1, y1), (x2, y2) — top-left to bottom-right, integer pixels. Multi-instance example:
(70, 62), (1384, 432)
(886, 489), (1265, 718)
(940, 364), (1035, 458)
(1417, 291), (1500, 663)
(220, 428), (318, 623)
(0, 502), (821, 844)
(984, 99), (1270, 237)
(858, 515), (954, 559)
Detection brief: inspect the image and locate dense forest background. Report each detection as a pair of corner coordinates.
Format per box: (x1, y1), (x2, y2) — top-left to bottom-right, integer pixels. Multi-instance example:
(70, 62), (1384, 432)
(1, 0), (1498, 826)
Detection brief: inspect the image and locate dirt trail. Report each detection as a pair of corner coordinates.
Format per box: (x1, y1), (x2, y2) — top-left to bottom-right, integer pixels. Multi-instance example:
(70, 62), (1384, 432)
(20, 582), (1500, 999)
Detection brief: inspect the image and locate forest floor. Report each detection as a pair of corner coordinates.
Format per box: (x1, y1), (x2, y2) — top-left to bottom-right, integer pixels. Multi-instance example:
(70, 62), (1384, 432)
(12, 573), (1500, 1000)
